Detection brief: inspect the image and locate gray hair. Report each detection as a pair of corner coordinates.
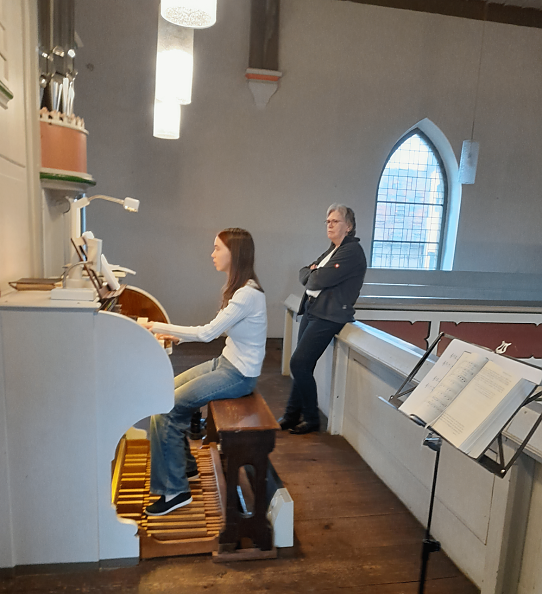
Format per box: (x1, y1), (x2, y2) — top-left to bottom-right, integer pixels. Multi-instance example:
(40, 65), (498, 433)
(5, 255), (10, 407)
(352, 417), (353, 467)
(327, 203), (356, 236)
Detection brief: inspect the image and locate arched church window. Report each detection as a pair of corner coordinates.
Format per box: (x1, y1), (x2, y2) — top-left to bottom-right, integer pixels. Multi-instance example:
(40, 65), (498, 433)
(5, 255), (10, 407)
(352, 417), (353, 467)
(371, 129), (448, 270)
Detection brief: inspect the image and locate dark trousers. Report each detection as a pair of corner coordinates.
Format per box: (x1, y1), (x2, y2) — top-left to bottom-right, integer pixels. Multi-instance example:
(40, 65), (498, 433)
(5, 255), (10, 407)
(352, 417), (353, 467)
(284, 308), (345, 426)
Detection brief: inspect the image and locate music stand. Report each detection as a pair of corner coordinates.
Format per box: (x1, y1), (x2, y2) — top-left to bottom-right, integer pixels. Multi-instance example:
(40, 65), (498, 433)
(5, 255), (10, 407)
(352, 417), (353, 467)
(70, 238), (125, 308)
(381, 332), (542, 593)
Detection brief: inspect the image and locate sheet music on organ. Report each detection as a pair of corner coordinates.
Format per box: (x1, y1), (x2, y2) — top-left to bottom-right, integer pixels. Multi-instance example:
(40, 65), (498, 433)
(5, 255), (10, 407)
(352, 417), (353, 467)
(399, 339), (542, 459)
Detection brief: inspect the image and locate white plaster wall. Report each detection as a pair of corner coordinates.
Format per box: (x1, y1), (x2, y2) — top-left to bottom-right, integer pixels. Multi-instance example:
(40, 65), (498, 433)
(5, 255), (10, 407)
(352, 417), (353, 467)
(73, 0), (542, 337)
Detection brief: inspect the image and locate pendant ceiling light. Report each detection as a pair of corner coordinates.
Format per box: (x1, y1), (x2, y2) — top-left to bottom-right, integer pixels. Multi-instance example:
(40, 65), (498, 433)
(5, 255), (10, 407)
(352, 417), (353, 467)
(161, 0), (217, 28)
(156, 14), (194, 105)
(153, 100), (181, 139)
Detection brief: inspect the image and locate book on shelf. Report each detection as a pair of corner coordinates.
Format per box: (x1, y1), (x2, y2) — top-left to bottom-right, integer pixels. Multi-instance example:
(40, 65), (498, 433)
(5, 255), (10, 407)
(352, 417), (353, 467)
(9, 277), (62, 291)
(399, 339), (542, 459)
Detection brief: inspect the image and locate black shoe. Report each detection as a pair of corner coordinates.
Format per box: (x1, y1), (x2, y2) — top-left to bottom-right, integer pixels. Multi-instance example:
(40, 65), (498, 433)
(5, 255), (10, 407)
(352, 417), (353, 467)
(187, 469), (199, 481)
(188, 410), (203, 440)
(145, 492), (192, 516)
(290, 421), (320, 435)
(278, 417), (300, 431)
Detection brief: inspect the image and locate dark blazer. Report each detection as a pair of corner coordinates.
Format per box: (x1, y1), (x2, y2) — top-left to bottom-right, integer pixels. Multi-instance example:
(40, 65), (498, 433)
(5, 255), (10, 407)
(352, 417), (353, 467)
(298, 235), (367, 324)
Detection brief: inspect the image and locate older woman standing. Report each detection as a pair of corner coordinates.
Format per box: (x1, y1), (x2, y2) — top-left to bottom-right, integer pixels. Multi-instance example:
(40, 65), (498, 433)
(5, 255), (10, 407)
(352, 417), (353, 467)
(279, 204), (367, 434)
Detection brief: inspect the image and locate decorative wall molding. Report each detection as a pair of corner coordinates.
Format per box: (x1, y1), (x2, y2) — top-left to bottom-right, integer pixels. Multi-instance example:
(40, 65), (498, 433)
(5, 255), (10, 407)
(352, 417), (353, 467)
(40, 168), (96, 192)
(245, 68), (282, 109)
(0, 80), (13, 109)
(39, 108), (87, 132)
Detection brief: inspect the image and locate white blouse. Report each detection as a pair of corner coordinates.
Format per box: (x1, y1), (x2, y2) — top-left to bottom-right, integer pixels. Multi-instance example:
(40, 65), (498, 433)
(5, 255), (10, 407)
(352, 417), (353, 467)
(306, 246), (338, 298)
(151, 281), (267, 377)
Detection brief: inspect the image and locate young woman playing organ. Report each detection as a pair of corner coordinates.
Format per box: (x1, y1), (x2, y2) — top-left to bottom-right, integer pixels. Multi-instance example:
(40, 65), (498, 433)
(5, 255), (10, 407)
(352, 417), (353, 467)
(143, 228), (266, 516)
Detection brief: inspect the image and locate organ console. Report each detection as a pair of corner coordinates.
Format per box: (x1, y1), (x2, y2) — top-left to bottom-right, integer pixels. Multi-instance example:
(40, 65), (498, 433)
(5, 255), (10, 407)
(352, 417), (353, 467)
(0, 284), (286, 569)
(0, 287), (174, 568)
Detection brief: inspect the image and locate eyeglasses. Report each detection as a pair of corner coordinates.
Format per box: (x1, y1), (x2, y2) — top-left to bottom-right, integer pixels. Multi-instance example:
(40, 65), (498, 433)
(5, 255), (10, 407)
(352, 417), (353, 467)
(325, 219), (345, 227)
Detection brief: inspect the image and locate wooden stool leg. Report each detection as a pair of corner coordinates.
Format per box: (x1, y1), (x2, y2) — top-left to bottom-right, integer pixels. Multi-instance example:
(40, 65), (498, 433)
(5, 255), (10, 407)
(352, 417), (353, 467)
(218, 431), (275, 553)
(250, 451), (274, 550)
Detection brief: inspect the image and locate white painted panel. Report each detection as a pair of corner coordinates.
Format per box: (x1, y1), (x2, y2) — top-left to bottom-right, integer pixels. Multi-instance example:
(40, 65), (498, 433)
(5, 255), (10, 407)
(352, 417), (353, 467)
(517, 463), (542, 593)
(341, 351), (495, 586)
(0, 2), (7, 83)
(95, 312), (174, 560)
(314, 341), (333, 417)
(0, 158), (32, 290)
(0, 0), (36, 294)
(1, 307), (99, 565)
(0, 0), (26, 164)
(344, 353), (495, 545)
(41, 188), (73, 278)
(0, 312), (14, 568)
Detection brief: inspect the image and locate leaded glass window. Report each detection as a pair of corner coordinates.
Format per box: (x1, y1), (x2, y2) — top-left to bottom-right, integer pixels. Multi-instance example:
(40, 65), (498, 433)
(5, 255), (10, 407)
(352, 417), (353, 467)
(371, 130), (447, 270)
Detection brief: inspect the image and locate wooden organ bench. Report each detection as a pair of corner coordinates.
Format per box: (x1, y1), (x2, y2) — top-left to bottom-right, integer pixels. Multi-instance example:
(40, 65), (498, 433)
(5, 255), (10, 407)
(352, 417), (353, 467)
(205, 392), (281, 561)
(113, 392), (281, 561)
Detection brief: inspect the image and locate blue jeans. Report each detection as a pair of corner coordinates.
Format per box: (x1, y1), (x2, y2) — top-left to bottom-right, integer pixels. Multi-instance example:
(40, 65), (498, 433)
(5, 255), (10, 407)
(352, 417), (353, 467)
(284, 309), (345, 426)
(149, 355), (258, 495)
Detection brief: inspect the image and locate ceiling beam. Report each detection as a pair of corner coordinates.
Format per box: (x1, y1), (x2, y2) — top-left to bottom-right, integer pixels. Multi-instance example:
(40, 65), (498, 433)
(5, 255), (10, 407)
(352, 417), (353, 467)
(341, 0), (542, 29)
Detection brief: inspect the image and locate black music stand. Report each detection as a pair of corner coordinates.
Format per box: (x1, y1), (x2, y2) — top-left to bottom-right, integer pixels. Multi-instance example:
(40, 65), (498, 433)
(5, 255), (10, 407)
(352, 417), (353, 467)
(381, 332), (542, 594)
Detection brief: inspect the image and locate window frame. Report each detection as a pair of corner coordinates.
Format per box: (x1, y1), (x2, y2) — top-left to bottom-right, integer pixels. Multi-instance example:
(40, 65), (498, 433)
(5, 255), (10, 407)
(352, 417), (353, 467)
(370, 127), (449, 271)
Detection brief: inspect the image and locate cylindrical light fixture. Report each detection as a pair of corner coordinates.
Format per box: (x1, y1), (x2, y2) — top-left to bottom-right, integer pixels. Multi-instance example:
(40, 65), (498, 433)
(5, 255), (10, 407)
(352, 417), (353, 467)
(156, 14), (194, 105)
(161, 0), (217, 28)
(153, 100), (181, 139)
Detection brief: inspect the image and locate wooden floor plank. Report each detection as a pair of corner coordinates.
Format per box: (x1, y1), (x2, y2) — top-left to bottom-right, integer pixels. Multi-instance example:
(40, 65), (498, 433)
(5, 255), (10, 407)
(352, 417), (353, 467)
(277, 467), (381, 490)
(285, 481), (406, 521)
(293, 513), (425, 550)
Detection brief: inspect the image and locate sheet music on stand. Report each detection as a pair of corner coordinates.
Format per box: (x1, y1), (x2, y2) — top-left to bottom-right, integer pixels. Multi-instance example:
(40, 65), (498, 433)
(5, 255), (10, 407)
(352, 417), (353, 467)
(383, 332), (542, 478)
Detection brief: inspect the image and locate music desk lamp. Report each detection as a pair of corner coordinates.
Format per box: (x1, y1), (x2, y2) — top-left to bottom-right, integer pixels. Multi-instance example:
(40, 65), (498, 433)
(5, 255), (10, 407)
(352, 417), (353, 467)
(50, 194), (140, 301)
(70, 194), (140, 240)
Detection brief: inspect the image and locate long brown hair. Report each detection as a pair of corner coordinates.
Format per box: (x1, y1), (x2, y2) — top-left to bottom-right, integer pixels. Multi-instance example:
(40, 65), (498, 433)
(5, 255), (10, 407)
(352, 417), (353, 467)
(218, 228), (263, 309)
